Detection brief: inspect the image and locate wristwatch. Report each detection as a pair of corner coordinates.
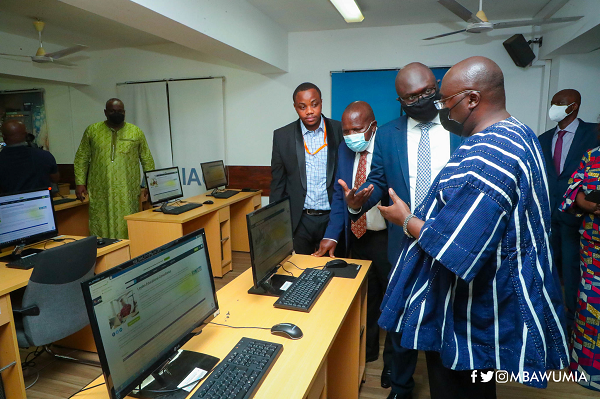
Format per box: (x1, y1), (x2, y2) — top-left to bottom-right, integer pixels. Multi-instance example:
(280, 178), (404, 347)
(403, 213), (415, 239)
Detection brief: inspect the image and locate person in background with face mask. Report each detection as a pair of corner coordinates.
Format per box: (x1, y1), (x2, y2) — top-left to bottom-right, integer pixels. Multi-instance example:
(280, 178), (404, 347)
(538, 89), (599, 335)
(339, 64), (461, 399)
(312, 101), (394, 388)
(379, 56), (568, 398)
(74, 98), (155, 239)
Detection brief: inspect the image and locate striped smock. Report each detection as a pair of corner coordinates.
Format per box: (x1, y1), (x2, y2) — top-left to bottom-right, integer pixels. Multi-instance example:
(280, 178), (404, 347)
(379, 117), (569, 388)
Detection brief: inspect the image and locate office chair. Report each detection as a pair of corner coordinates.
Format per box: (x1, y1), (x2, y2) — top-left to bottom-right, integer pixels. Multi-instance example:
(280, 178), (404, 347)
(12, 236), (99, 366)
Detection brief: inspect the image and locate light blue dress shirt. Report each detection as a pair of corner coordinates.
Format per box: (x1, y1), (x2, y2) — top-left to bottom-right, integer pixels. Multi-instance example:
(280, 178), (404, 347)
(301, 117), (330, 210)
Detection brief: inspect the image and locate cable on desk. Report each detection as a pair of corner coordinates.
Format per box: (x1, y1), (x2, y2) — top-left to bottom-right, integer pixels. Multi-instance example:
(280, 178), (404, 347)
(279, 263), (294, 276)
(286, 260), (325, 271)
(208, 322), (271, 331)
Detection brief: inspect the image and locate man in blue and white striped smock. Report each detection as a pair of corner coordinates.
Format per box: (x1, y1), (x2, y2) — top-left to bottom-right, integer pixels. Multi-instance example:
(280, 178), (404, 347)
(376, 57), (569, 398)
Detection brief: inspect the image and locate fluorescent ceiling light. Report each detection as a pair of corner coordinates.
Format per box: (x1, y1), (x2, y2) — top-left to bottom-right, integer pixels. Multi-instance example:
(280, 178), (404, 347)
(329, 0), (364, 23)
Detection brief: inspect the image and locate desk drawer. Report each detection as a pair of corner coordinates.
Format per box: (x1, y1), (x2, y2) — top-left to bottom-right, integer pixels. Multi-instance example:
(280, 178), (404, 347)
(218, 207), (230, 222)
(0, 295), (10, 326)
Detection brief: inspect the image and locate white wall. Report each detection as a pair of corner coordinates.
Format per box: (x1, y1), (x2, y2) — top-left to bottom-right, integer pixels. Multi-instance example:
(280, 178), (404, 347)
(547, 50), (600, 128)
(2, 22), (582, 167)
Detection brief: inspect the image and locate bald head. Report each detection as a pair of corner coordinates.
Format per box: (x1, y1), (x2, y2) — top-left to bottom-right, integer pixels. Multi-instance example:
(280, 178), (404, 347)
(552, 89), (581, 106)
(439, 57), (510, 136)
(1, 120), (28, 145)
(106, 98), (124, 109)
(342, 101), (377, 142)
(443, 56), (505, 105)
(395, 62), (437, 99)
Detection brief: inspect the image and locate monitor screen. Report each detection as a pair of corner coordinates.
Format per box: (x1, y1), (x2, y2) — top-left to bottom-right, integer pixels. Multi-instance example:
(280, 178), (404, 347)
(81, 230), (219, 399)
(200, 161), (228, 190)
(246, 197), (294, 288)
(0, 188), (57, 249)
(145, 167), (184, 205)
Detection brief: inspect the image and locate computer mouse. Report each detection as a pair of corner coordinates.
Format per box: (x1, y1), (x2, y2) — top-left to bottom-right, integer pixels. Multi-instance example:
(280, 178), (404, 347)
(203, 200), (214, 205)
(97, 238), (105, 246)
(325, 259), (348, 268)
(270, 323), (303, 340)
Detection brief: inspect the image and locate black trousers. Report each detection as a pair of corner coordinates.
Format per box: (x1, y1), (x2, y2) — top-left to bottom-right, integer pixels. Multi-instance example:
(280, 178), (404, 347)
(350, 229), (393, 368)
(388, 331), (418, 398)
(293, 212), (345, 256)
(426, 351), (496, 399)
(551, 213), (581, 327)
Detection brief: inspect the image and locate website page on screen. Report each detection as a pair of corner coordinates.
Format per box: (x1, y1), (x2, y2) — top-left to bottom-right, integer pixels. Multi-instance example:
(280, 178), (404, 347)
(88, 235), (215, 394)
(0, 190), (55, 245)
(146, 168), (182, 203)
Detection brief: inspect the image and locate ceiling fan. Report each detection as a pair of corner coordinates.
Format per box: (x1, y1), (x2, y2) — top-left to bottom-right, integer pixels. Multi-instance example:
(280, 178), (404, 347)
(424, 0), (583, 40)
(0, 20), (88, 64)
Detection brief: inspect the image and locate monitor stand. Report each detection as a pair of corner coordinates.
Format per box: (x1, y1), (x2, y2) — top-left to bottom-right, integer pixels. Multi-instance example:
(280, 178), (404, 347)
(2, 245), (43, 263)
(131, 348), (219, 399)
(205, 188), (221, 197)
(248, 274), (297, 297)
(152, 200), (179, 213)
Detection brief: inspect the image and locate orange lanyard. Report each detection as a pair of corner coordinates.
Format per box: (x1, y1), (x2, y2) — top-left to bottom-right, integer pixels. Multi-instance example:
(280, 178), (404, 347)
(304, 124), (327, 156)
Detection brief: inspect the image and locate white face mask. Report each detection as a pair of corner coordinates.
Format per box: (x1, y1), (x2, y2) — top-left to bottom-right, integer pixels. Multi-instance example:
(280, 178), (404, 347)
(548, 103), (575, 122)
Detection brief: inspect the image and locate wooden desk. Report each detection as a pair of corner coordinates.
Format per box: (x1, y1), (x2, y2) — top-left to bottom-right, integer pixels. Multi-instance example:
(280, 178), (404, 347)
(53, 195), (90, 237)
(74, 255), (370, 399)
(0, 237), (130, 399)
(125, 190), (261, 277)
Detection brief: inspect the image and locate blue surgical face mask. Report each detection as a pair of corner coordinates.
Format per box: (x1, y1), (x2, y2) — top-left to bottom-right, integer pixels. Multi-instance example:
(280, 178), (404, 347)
(344, 121), (374, 153)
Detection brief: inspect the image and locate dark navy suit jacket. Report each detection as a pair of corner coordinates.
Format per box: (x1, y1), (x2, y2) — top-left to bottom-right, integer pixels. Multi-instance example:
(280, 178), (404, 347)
(538, 119), (599, 226)
(350, 116), (462, 264)
(323, 135), (389, 255)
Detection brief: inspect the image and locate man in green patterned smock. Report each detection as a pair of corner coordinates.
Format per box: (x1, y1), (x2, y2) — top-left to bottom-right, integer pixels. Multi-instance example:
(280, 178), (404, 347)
(74, 98), (155, 239)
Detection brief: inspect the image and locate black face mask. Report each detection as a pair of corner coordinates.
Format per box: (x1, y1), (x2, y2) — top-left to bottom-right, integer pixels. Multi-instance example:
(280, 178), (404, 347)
(107, 113), (125, 125)
(401, 91), (440, 122)
(439, 95), (473, 137)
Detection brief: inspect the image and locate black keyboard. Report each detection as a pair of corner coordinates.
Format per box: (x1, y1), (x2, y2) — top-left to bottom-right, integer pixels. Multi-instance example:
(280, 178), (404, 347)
(273, 268), (333, 312)
(6, 255), (38, 269)
(53, 198), (77, 205)
(161, 203), (203, 214)
(212, 190), (239, 199)
(192, 337), (282, 399)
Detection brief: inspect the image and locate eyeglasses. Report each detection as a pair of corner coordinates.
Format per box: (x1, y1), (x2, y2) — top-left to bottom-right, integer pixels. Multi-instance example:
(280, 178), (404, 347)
(434, 90), (480, 110)
(397, 87), (436, 106)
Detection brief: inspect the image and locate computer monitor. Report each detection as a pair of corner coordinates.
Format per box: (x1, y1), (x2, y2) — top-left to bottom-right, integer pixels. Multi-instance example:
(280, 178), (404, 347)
(0, 187), (58, 259)
(144, 167), (184, 206)
(200, 160), (228, 191)
(81, 229), (220, 399)
(246, 197), (295, 296)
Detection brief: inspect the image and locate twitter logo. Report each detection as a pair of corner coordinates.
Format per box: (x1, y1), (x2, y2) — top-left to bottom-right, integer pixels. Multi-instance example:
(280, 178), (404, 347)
(480, 371), (494, 383)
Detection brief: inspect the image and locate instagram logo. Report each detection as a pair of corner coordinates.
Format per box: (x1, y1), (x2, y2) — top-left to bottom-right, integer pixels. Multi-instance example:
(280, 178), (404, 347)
(495, 370), (509, 383)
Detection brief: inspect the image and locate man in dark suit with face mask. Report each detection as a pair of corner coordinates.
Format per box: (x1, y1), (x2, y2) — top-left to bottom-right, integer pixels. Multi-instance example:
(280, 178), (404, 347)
(341, 63), (461, 399)
(538, 89), (599, 332)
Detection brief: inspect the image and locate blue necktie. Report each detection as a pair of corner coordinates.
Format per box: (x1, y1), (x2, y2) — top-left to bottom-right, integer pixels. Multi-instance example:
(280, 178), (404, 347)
(415, 122), (434, 207)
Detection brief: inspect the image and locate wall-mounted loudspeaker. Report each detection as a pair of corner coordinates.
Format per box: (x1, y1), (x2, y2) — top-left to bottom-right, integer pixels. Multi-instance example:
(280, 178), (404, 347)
(503, 34), (536, 67)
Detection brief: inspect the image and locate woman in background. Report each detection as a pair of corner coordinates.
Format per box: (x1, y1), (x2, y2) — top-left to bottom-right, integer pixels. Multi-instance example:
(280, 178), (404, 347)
(560, 135), (600, 392)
